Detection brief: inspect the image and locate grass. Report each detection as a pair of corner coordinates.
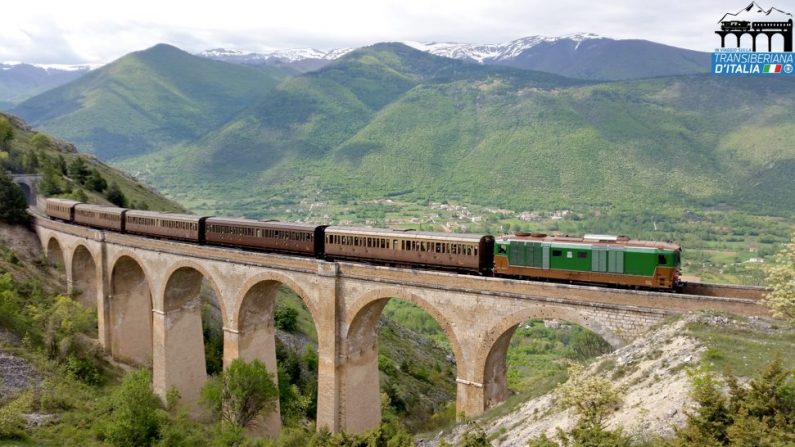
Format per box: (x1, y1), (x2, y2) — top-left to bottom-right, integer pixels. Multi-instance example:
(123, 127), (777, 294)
(687, 317), (795, 377)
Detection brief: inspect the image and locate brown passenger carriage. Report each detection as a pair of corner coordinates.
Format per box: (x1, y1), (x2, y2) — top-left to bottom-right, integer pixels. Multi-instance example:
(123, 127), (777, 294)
(46, 198), (81, 222)
(205, 217), (326, 256)
(73, 204), (126, 232)
(125, 210), (205, 242)
(324, 226), (494, 274)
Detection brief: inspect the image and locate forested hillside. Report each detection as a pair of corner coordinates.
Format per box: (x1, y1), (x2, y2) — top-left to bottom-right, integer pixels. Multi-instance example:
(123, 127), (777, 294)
(110, 44), (795, 218)
(13, 44), (291, 160)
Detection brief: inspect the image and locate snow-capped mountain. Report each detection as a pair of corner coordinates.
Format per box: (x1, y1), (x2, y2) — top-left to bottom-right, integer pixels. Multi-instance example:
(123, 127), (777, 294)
(403, 33), (604, 63)
(196, 32), (708, 80)
(198, 47), (353, 65)
(198, 33), (611, 71)
(718, 2), (793, 23)
(199, 33), (605, 67)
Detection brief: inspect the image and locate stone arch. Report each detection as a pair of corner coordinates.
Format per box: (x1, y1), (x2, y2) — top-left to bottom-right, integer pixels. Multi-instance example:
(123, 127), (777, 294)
(234, 272), (319, 330)
(109, 255), (153, 366)
(475, 305), (621, 411)
(341, 287), (464, 433)
(159, 261), (227, 323)
(70, 244), (98, 309)
(46, 237), (64, 270)
(345, 287), (463, 366)
(155, 262), (226, 410)
(232, 273), (317, 435)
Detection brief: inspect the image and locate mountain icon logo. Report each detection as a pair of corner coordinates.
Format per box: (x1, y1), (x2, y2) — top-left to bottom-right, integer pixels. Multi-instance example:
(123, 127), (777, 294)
(715, 2), (793, 51)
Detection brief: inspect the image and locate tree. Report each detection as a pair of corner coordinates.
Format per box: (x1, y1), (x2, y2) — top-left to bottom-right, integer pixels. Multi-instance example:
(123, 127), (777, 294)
(100, 370), (163, 447)
(765, 233), (795, 322)
(67, 157), (90, 184)
(85, 168), (108, 192)
(672, 357), (795, 446)
(37, 166), (63, 196)
(21, 150), (39, 173)
(106, 182), (128, 207)
(0, 171), (29, 224)
(201, 358), (278, 428)
(0, 115), (13, 150)
(30, 133), (52, 150)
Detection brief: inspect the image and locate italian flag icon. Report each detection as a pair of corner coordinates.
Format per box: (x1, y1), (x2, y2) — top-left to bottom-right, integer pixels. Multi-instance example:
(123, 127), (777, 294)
(763, 64), (782, 73)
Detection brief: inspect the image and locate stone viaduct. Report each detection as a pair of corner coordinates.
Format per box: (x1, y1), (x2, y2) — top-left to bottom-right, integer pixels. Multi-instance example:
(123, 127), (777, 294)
(33, 215), (769, 434)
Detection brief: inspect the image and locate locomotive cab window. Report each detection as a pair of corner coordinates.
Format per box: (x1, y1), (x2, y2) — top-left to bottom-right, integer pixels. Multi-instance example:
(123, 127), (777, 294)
(552, 250), (562, 257)
(658, 254), (667, 265)
(577, 251), (587, 259)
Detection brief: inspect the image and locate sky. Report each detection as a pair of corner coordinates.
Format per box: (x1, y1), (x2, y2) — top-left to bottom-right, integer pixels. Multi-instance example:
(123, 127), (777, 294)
(0, 0), (777, 64)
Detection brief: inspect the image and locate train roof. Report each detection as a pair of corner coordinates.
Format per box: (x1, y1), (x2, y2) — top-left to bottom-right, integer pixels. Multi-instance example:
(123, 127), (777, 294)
(205, 217), (322, 231)
(75, 203), (126, 213)
(125, 209), (203, 222)
(326, 226), (489, 243)
(497, 233), (680, 251)
(46, 198), (82, 207)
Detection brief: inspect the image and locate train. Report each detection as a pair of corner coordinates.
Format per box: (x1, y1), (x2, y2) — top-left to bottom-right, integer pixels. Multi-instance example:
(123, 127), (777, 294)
(45, 198), (682, 290)
(720, 19), (793, 32)
(721, 20), (751, 32)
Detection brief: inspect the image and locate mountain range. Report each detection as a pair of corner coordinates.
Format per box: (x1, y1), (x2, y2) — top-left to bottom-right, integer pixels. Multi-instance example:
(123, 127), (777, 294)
(0, 62), (91, 109)
(198, 34), (711, 80)
(1, 34), (710, 109)
(10, 40), (794, 219)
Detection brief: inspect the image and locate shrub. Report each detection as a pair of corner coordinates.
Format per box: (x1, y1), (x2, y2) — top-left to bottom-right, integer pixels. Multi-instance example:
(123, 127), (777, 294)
(274, 306), (299, 332)
(201, 358), (278, 428)
(98, 369), (164, 447)
(0, 390), (33, 440)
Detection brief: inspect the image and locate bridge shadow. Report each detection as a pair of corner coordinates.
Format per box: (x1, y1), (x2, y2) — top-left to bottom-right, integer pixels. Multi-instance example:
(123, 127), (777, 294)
(71, 245), (98, 310)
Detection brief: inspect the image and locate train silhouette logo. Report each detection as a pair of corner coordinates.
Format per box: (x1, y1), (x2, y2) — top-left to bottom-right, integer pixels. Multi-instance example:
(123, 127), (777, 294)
(716, 2), (793, 53)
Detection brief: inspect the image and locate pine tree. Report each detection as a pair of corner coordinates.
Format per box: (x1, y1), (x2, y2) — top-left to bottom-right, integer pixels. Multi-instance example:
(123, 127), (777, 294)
(105, 182), (127, 207)
(67, 157), (90, 184)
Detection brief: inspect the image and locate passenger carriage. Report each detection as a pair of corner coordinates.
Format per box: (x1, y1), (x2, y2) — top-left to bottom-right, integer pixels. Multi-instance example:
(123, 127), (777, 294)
(204, 217), (326, 256)
(324, 226), (494, 275)
(124, 210), (206, 243)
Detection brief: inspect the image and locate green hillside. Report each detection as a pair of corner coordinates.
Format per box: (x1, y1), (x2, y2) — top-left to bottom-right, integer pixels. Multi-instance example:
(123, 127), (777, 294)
(13, 44), (291, 160)
(0, 112), (182, 211)
(116, 44), (795, 218)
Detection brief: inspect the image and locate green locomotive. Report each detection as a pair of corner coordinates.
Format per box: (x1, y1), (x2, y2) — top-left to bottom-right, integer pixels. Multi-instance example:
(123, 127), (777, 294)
(493, 233), (681, 289)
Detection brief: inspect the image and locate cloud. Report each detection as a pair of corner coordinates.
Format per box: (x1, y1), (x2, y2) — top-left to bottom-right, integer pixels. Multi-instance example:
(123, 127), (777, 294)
(2, 0), (727, 63)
